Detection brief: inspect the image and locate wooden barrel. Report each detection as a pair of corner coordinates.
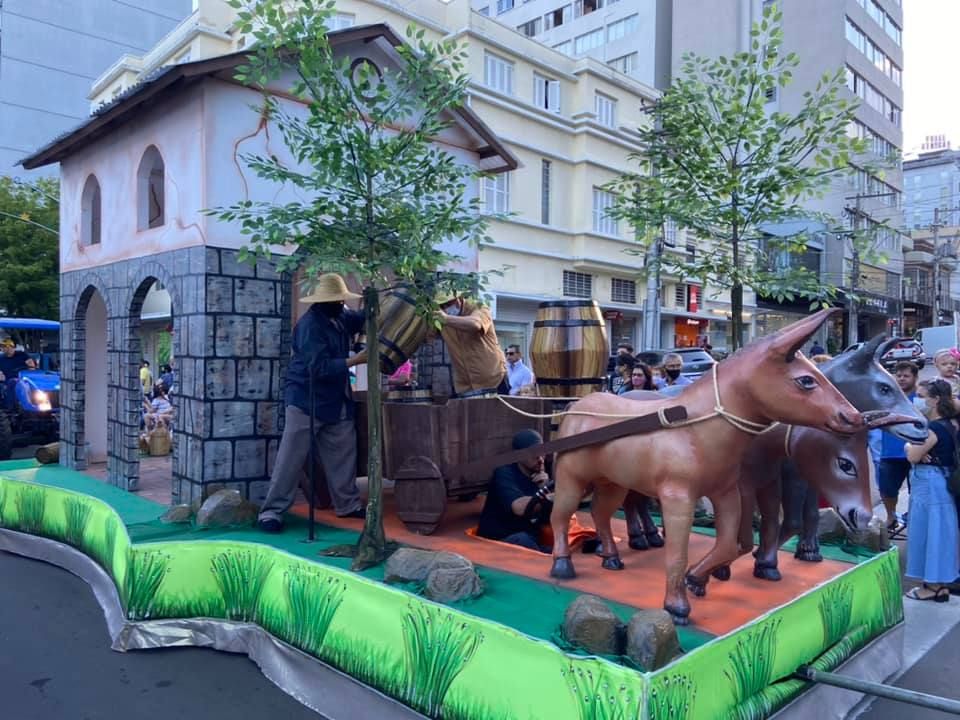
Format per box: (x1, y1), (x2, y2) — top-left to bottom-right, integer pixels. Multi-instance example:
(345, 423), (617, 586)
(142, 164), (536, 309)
(530, 300), (608, 398)
(384, 389), (432, 404)
(377, 288), (429, 375)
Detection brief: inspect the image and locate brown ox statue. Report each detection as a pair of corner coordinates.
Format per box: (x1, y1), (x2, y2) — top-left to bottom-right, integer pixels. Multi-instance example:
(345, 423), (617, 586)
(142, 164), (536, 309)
(548, 309), (863, 625)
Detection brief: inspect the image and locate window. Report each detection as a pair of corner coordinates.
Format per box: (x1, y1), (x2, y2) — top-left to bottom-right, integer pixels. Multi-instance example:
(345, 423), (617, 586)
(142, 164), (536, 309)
(137, 145), (165, 230)
(574, 28), (604, 55)
(517, 17), (541, 36)
(544, 4), (571, 29)
(595, 93), (616, 128)
(608, 52), (637, 74)
(606, 14), (638, 43)
(497, 0), (514, 13)
(764, 85), (777, 103)
(611, 278), (636, 304)
(574, 0), (601, 17)
(663, 219), (677, 247)
(563, 270), (592, 298)
(674, 284), (687, 307)
(533, 73), (560, 113)
(541, 160), (551, 225)
(844, 18), (901, 85)
(478, 5), (490, 15)
(553, 40), (572, 55)
(482, 173), (510, 213)
(592, 188), (618, 236)
(484, 52), (514, 94)
(81, 175), (101, 246)
(845, 66), (900, 126)
(685, 242), (696, 263)
(325, 13), (354, 30)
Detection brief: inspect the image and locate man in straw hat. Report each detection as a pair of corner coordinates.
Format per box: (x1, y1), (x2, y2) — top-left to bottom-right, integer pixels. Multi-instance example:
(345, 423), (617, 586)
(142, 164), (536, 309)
(0, 337), (30, 382)
(435, 293), (508, 397)
(258, 273), (368, 533)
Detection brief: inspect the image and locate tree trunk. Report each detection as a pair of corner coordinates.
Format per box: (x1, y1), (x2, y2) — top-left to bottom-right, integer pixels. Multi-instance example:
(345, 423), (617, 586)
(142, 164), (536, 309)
(353, 286), (387, 570)
(731, 281), (744, 351)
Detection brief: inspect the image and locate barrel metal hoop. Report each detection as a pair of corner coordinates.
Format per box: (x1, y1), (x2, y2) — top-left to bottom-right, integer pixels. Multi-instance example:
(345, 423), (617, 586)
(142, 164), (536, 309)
(533, 320), (603, 328)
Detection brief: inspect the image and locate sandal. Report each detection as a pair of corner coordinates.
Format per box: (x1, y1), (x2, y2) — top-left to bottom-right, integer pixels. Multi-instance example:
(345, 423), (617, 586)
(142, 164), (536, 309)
(905, 586), (949, 603)
(886, 520), (906, 539)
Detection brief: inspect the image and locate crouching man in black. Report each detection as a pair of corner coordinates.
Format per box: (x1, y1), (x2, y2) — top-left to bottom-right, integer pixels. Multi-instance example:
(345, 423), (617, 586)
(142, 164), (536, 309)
(477, 429), (554, 552)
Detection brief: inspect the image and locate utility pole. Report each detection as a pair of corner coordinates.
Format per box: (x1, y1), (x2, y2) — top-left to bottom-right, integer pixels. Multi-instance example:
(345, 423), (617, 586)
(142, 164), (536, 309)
(931, 207), (946, 325)
(845, 194), (862, 346)
(641, 99), (662, 351)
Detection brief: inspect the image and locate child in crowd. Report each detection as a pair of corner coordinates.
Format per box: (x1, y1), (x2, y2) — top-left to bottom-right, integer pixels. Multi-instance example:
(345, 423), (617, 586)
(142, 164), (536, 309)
(932, 349), (960, 401)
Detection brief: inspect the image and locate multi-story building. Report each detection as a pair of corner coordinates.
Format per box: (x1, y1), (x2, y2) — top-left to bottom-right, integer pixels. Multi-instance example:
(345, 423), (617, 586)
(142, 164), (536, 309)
(482, 0), (673, 90)
(672, 0), (905, 349)
(902, 148), (960, 333)
(0, 0), (193, 176)
(85, 0), (659, 355)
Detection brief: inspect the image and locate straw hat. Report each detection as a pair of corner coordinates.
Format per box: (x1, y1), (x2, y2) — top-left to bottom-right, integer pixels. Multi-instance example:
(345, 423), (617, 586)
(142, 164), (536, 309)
(300, 273), (360, 304)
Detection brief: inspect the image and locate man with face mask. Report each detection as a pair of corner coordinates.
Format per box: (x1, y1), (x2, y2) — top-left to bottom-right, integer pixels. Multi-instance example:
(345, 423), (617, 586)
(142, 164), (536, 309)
(868, 360), (919, 533)
(258, 273), (368, 533)
(654, 352), (692, 389)
(435, 294), (508, 397)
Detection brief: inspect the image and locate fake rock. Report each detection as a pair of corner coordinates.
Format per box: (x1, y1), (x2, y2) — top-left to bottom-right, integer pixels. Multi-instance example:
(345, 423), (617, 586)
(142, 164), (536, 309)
(160, 504), (194, 524)
(196, 489), (258, 528)
(384, 548), (472, 584)
(625, 609), (681, 671)
(563, 595), (623, 656)
(424, 566), (483, 603)
(817, 508), (847, 542)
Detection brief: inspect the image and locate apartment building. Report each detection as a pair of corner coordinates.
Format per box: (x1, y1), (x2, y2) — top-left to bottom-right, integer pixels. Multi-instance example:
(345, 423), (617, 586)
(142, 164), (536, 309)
(902, 148), (960, 333)
(672, 0), (905, 348)
(0, 0), (193, 175)
(86, 0), (658, 355)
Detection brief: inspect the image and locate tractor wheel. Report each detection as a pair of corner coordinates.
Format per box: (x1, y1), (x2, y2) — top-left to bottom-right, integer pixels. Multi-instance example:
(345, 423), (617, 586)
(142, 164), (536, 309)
(0, 411), (13, 460)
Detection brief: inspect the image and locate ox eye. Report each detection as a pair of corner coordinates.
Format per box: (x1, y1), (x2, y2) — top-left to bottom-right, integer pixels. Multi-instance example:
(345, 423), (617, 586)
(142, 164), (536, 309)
(878, 383), (892, 395)
(795, 375), (817, 391)
(837, 457), (856, 476)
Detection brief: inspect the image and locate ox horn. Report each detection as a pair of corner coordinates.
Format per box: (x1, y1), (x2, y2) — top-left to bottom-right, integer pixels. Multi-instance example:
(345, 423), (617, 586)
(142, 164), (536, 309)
(861, 409), (927, 430)
(875, 336), (913, 363)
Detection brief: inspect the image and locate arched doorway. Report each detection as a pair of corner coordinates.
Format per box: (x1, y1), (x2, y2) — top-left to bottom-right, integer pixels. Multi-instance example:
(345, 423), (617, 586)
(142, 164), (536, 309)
(129, 277), (175, 504)
(74, 286), (109, 474)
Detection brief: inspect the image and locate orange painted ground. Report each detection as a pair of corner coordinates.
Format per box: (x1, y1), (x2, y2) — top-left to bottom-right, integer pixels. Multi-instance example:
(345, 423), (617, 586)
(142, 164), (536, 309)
(290, 494), (852, 637)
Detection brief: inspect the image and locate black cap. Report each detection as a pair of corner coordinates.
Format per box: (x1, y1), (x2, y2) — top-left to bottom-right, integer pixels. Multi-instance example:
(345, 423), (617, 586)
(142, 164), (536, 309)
(512, 429), (543, 451)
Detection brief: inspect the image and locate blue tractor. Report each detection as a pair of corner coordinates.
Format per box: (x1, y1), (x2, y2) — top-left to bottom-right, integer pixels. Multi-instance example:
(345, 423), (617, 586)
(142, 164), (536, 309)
(0, 318), (60, 459)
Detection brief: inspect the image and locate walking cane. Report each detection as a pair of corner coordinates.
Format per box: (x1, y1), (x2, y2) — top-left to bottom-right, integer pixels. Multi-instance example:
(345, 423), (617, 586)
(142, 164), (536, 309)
(307, 369), (317, 542)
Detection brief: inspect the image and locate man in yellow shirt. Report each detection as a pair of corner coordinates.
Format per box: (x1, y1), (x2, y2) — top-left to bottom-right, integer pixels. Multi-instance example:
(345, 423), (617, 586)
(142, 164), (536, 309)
(139, 360), (153, 396)
(436, 295), (508, 397)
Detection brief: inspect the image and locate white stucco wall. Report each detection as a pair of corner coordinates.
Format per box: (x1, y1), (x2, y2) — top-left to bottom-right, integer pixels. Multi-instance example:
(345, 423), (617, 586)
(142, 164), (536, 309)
(59, 84), (206, 274)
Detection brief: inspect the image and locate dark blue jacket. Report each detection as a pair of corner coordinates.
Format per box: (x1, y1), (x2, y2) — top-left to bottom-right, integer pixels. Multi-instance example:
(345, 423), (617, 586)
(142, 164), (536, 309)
(284, 305), (364, 423)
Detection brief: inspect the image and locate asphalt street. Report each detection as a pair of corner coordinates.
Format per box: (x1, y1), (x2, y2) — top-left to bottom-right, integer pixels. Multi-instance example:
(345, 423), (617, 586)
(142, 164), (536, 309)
(0, 551), (326, 720)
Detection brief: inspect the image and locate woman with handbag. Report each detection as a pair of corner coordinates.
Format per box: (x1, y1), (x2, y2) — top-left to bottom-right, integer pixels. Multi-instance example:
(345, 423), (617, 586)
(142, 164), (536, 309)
(904, 379), (960, 602)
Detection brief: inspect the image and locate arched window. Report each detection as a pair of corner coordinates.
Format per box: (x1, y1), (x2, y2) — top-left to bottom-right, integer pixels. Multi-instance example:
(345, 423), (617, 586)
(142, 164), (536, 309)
(80, 175), (101, 246)
(136, 146), (165, 230)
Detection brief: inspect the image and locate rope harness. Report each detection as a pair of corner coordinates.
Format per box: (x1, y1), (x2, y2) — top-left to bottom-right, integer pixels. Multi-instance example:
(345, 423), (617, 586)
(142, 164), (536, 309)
(496, 363), (780, 436)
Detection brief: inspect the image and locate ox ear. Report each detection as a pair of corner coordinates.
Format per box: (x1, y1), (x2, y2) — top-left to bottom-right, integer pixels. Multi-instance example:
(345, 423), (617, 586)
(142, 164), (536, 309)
(768, 308), (839, 362)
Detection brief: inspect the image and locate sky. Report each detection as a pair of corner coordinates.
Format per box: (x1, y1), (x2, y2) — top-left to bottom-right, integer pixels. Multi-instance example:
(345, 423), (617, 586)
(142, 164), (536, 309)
(902, 0), (960, 154)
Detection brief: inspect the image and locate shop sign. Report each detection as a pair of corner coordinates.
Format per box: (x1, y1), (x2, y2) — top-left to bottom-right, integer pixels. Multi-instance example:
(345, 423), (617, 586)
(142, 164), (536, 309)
(688, 285), (700, 313)
(857, 293), (899, 317)
(604, 310), (623, 320)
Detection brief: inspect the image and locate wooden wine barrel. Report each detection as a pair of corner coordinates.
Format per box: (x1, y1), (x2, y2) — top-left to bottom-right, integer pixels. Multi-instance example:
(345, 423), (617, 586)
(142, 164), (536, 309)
(530, 300), (608, 398)
(384, 389), (432, 404)
(377, 288), (429, 375)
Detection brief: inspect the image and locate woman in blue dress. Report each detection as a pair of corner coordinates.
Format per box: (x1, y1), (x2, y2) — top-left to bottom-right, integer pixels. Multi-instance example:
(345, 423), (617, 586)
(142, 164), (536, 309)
(904, 379), (959, 602)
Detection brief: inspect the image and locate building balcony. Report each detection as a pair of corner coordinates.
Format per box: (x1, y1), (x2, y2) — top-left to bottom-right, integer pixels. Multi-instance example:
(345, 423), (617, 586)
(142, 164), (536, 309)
(902, 285), (934, 306)
(904, 250), (934, 265)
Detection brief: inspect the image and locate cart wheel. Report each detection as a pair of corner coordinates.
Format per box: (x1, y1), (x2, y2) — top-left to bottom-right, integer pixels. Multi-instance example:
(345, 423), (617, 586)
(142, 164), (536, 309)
(394, 455), (447, 535)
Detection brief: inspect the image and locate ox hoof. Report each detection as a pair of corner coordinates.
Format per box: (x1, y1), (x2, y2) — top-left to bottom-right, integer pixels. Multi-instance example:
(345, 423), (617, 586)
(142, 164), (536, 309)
(628, 534), (650, 551)
(550, 557), (576, 580)
(753, 565), (782, 581)
(645, 530), (665, 548)
(711, 566), (731, 582)
(601, 555), (625, 571)
(685, 573), (708, 597)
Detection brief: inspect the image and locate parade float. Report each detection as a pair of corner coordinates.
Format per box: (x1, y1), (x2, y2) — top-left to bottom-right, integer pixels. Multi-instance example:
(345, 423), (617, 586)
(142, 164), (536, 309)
(4, 17), (911, 720)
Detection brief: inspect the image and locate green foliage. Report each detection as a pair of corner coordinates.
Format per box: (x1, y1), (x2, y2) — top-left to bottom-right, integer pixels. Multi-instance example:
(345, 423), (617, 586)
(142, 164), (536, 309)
(156, 331), (172, 367)
(819, 581), (854, 647)
(216, 0), (500, 567)
(150, 591), (227, 620)
(210, 548), (273, 622)
(607, 3), (888, 348)
(875, 555), (904, 630)
(101, 516), (119, 575)
(281, 564), (346, 657)
(63, 497), (92, 549)
(400, 603), (484, 717)
(563, 659), (639, 720)
(15, 485), (46, 534)
(0, 481), (6, 526)
(724, 617), (782, 720)
(647, 672), (695, 720)
(323, 631), (405, 699)
(123, 549), (170, 620)
(0, 177), (59, 319)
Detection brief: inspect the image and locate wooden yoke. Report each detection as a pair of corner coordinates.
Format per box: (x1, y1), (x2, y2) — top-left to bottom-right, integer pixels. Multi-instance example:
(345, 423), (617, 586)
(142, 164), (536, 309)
(448, 405), (688, 483)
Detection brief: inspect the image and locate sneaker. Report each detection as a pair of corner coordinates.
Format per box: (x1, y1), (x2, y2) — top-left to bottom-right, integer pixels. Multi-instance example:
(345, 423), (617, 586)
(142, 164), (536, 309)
(340, 508), (366, 520)
(257, 517), (283, 534)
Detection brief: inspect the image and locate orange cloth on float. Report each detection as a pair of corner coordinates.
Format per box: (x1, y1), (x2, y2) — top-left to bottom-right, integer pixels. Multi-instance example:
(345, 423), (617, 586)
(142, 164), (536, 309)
(466, 516), (600, 553)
